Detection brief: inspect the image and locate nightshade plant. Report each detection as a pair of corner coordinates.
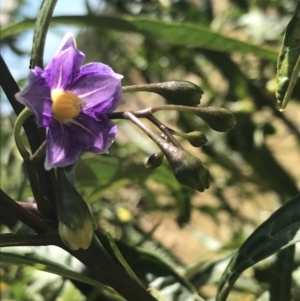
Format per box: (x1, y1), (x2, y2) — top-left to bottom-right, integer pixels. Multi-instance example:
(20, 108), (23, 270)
(15, 32), (123, 171)
(1, 1), (300, 301)
(13, 31), (232, 251)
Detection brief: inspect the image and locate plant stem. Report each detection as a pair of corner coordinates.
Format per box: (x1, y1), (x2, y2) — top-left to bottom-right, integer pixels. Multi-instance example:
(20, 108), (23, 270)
(13, 108), (52, 215)
(0, 232), (59, 248)
(122, 84), (156, 93)
(124, 112), (182, 155)
(13, 107), (32, 159)
(0, 54), (57, 209)
(106, 110), (182, 147)
(0, 189), (49, 232)
(147, 114), (182, 148)
(30, 0), (58, 68)
(67, 235), (158, 301)
(30, 140), (46, 163)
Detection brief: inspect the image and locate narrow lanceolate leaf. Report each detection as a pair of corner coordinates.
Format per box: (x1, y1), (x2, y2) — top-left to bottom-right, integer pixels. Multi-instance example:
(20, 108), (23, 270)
(216, 193), (300, 301)
(105, 231), (145, 288)
(269, 246), (295, 301)
(30, 0), (58, 68)
(276, 0), (300, 110)
(1, 252), (121, 296)
(1, 16), (277, 61)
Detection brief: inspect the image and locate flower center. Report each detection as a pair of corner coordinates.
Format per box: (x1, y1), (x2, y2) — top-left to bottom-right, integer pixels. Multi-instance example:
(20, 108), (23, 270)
(51, 90), (82, 120)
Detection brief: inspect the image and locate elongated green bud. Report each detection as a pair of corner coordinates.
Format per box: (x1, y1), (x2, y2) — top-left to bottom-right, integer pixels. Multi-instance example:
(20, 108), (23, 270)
(145, 151), (164, 169)
(56, 168), (94, 250)
(168, 129), (207, 147)
(150, 81), (203, 106)
(158, 142), (210, 192)
(196, 107), (237, 132)
(123, 81), (203, 106)
(186, 131), (208, 147)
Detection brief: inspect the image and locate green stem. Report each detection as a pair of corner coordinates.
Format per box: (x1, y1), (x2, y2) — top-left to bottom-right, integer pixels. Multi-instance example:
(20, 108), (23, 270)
(13, 108), (52, 216)
(106, 110), (182, 148)
(124, 112), (183, 157)
(67, 235), (158, 301)
(30, 140), (46, 163)
(30, 0), (58, 68)
(107, 104), (201, 119)
(0, 189), (49, 231)
(150, 104), (200, 114)
(0, 232), (59, 248)
(13, 107), (33, 159)
(24, 158), (52, 215)
(165, 127), (185, 138)
(147, 114), (182, 148)
(123, 112), (166, 148)
(122, 84), (156, 93)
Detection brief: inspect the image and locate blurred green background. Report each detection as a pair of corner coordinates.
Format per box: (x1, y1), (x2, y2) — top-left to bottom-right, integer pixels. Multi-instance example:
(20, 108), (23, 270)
(1, 0), (300, 300)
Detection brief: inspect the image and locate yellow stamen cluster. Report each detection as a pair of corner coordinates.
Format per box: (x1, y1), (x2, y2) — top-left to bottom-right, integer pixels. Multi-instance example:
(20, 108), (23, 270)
(51, 90), (82, 120)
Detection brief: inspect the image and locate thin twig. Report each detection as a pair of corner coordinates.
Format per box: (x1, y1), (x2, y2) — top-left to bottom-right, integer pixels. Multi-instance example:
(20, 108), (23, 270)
(0, 54), (57, 209)
(106, 109), (182, 147)
(30, 140), (46, 163)
(0, 189), (49, 232)
(16, 202), (43, 218)
(0, 232), (60, 248)
(147, 114), (182, 148)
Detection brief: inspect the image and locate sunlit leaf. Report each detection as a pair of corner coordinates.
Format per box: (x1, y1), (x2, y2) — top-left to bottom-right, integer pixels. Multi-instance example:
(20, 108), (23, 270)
(216, 193), (300, 301)
(268, 246), (295, 301)
(276, 0), (300, 110)
(1, 16), (277, 61)
(97, 231), (204, 301)
(1, 251), (121, 296)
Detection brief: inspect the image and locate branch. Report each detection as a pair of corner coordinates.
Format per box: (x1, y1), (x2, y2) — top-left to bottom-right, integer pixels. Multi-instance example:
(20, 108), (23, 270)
(0, 189), (49, 232)
(0, 232), (60, 247)
(0, 54), (57, 206)
(0, 229), (161, 301)
(67, 235), (157, 301)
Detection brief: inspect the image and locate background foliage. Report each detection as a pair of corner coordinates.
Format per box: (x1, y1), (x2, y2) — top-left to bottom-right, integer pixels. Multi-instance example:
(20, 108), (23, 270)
(1, 0), (300, 300)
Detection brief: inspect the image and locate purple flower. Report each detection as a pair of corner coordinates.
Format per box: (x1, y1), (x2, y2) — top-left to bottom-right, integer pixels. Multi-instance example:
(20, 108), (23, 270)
(15, 33), (123, 170)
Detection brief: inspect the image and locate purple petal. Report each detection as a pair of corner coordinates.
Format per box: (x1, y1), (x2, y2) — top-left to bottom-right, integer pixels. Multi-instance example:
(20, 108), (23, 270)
(44, 36), (85, 90)
(45, 119), (81, 170)
(55, 32), (77, 54)
(44, 113), (117, 170)
(67, 63), (123, 113)
(73, 113), (118, 153)
(15, 67), (52, 127)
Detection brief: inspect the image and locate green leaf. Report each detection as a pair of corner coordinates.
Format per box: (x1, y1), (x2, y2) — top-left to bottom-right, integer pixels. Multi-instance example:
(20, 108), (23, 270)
(77, 155), (151, 186)
(216, 193), (300, 301)
(105, 231), (145, 287)
(276, 0), (300, 110)
(269, 246), (295, 301)
(97, 231), (204, 301)
(1, 15), (277, 61)
(1, 251), (121, 296)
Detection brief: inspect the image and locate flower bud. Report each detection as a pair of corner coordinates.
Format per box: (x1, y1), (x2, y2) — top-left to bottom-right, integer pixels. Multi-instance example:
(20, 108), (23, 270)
(196, 107), (237, 132)
(149, 81), (203, 106)
(158, 142), (210, 192)
(145, 151), (164, 169)
(186, 131), (208, 147)
(56, 168), (94, 250)
(58, 219), (94, 251)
